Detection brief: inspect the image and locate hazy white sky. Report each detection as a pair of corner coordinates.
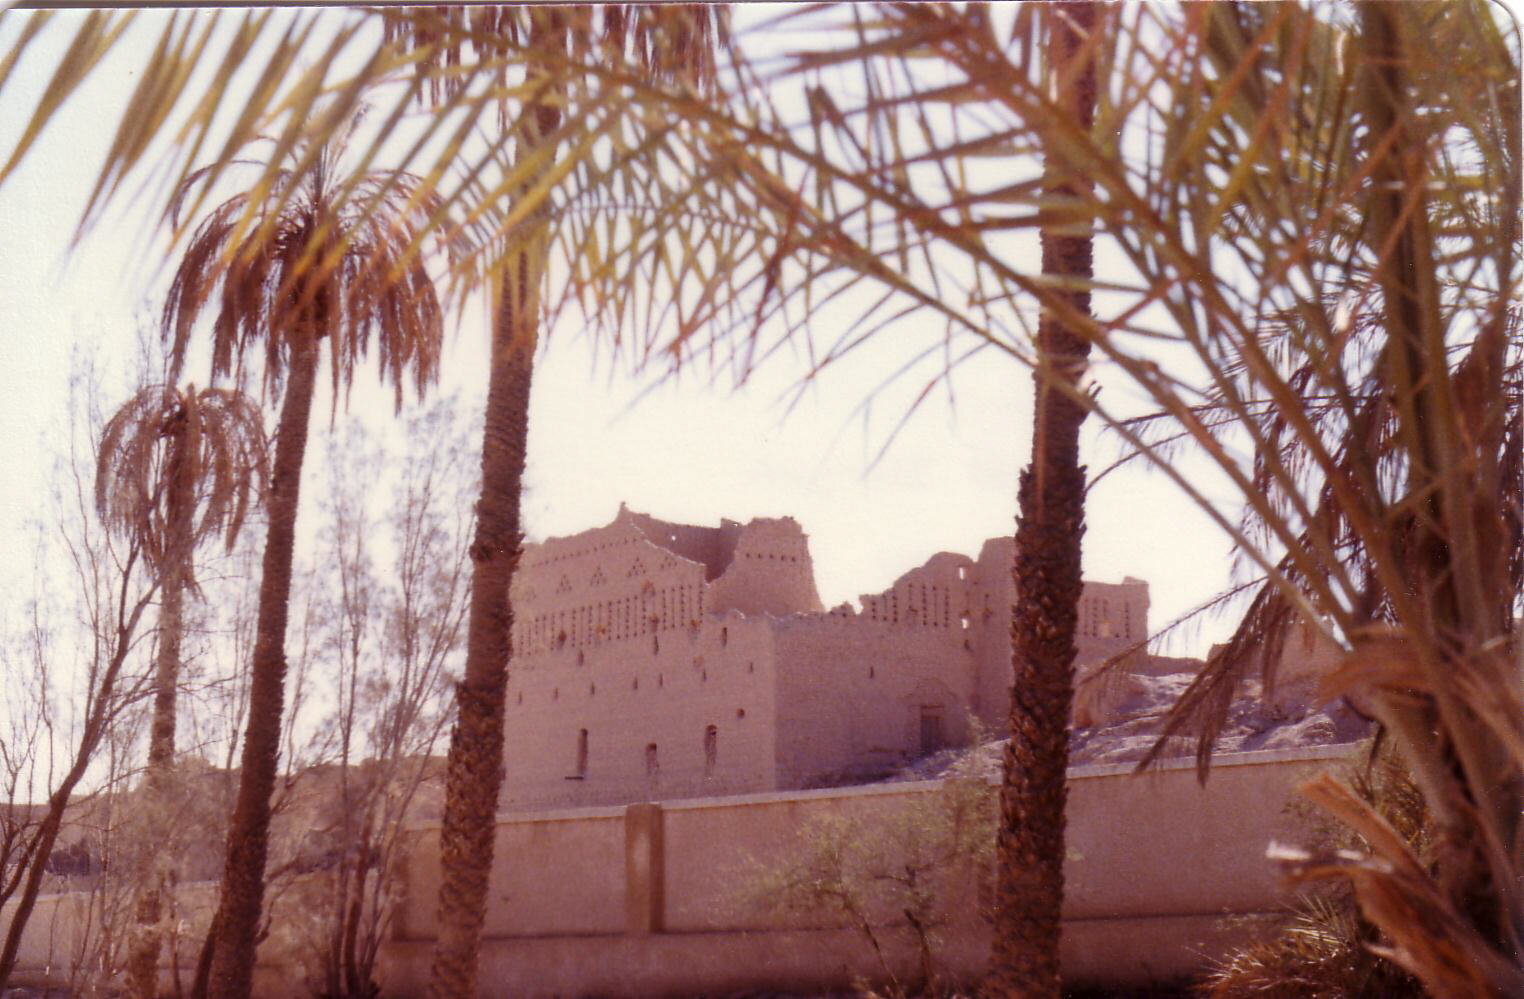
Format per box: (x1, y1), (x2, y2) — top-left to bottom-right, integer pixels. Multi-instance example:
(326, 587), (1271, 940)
(0, 8), (1247, 658)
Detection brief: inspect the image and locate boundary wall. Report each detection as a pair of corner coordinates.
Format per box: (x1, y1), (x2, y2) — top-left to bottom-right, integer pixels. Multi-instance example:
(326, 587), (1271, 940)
(383, 745), (1354, 996)
(2, 745), (1356, 997)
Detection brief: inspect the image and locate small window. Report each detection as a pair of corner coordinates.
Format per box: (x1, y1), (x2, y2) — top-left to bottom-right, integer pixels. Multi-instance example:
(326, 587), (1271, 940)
(653, 635), (660, 654)
(721, 626), (729, 647)
(576, 729), (588, 778)
(645, 743), (659, 781)
(704, 725), (718, 777)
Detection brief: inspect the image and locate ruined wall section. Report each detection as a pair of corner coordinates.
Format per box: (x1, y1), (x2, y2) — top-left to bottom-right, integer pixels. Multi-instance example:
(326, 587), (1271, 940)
(502, 613), (779, 810)
(616, 504), (744, 582)
(769, 609), (977, 788)
(969, 539), (1020, 731)
(761, 550), (982, 789)
(510, 520), (708, 659)
(1210, 617), (1344, 716)
(858, 551), (977, 633)
(706, 517), (824, 618)
(1074, 577), (1151, 671)
(967, 539), (1152, 730)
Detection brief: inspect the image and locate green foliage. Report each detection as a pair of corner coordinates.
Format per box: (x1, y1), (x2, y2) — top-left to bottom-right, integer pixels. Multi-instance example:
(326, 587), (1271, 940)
(741, 748), (994, 998)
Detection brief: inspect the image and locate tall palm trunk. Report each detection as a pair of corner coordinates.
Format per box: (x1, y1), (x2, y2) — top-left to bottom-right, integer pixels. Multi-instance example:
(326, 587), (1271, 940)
(428, 290), (535, 999)
(430, 36), (560, 993)
(988, 4), (1098, 996)
(126, 420), (195, 999)
(207, 329), (321, 999)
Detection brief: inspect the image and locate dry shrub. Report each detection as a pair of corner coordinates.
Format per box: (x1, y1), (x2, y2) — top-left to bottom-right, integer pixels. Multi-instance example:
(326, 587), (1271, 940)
(1204, 746), (1426, 999)
(741, 747), (995, 998)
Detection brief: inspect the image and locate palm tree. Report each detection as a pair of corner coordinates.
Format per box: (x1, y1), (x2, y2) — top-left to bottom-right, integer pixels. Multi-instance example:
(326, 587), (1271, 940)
(6, 3), (1517, 991)
(161, 119), (446, 999)
(1121, 5), (1523, 990)
(95, 382), (267, 999)
(378, 9), (724, 996)
(988, 5), (1099, 993)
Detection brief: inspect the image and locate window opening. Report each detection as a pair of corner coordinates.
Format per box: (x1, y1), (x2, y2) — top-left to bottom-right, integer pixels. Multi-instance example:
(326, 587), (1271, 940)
(704, 725), (718, 777)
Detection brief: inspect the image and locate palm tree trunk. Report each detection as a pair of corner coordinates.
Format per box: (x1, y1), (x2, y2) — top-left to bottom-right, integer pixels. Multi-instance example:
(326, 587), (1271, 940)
(429, 15), (561, 998)
(127, 423), (194, 999)
(207, 329), (321, 999)
(149, 439), (192, 779)
(428, 285), (534, 999)
(988, 3), (1098, 996)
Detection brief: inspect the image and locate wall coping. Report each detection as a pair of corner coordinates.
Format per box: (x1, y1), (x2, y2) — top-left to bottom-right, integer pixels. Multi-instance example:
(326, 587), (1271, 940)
(662, 777), (948, 813)
(415, 742), (1364, 830)
(413, 802), (629, 831)
(1066, 741), (1362, 780)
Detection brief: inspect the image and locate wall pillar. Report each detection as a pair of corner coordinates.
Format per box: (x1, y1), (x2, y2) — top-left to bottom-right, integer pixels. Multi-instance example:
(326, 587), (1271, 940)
(624, 802), (665, 933)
